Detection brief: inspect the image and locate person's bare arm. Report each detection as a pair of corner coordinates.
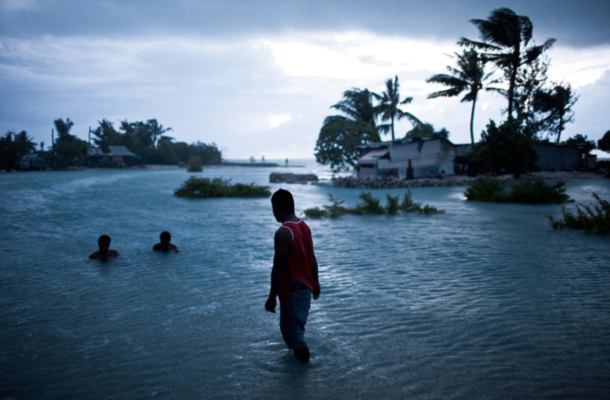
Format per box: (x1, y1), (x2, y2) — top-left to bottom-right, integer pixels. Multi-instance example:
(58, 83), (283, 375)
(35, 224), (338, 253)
(265, 227), (291, 313)
(312, 253), (320, 300)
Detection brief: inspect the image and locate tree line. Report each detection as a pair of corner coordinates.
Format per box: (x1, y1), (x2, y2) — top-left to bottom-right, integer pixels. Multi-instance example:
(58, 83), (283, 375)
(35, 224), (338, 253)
(315, 7), (600, 172)
(0, 118), (222, 171)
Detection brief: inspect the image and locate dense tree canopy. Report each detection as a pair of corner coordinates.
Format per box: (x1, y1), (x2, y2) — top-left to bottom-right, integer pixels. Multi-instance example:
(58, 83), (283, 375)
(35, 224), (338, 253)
(315, 89), (381, 170)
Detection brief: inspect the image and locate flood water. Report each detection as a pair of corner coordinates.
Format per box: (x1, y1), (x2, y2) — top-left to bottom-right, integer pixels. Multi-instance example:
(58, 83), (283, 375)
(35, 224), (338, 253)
(1, 162), (609, 399)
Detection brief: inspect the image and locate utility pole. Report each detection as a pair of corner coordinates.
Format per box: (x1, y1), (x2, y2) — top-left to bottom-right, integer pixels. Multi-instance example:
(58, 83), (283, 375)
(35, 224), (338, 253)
(51, 128), (55, 154)
(88, 127), (91, 145)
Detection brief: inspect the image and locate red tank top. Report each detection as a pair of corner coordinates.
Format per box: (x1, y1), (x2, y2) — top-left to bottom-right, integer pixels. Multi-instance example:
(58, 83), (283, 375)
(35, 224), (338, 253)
(278, 220), (315, 305)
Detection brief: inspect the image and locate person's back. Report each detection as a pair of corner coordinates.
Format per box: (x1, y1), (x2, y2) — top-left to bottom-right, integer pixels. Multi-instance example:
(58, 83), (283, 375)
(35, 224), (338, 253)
(265, 189), (320, 362)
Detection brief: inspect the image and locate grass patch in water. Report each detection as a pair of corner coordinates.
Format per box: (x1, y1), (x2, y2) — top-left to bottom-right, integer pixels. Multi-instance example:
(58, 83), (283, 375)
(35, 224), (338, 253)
(546, 193), (610, 234)
(304, 190), (444, 218)
(174, 176), (270, 198)
(465, 177), (571, 204)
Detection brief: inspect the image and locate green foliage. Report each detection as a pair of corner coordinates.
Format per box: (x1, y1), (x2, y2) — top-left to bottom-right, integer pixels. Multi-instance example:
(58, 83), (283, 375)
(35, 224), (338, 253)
(469, 119), (538, 178)
(547, 193), (610, 234)
(355, 192), (385, 214)
(405, 123), (449, 139)
(598, 130), (610, 152)
(303, 207), (328, 219)
(373, 76), (421, 140)
(91, 119), (123, 152)
(464, 176), (507, 202)
(315, 88), (381, 172)
(0, 130), (37, 171)
(508, 179), (570, 204)
(53, 118), (89, 167)
(303, 191), (444, 218)
(187, 156), (203, 172)
(426, 49), (490, 144)
(465, 177), (571, 204)
(385, 194), (399, 215)
(533, 83), (578, 142)
(174, 177), (270, 199)
(566, 134), (596, 155)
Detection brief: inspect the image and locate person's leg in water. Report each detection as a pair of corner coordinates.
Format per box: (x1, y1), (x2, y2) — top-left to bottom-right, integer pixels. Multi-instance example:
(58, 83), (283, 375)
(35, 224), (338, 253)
(280, 282), (312, 362)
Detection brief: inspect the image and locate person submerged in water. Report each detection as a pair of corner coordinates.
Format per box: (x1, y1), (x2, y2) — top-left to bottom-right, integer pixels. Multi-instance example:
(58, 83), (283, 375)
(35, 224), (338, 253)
(153, 231), (179, 253)
(89, 235), (120, 259)
(265, 189), (321, 362)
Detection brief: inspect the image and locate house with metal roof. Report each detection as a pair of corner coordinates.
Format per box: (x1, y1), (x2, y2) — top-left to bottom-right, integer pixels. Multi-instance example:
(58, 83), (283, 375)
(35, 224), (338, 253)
(356, 136), (458, 179)
(87, 145), (135, 167)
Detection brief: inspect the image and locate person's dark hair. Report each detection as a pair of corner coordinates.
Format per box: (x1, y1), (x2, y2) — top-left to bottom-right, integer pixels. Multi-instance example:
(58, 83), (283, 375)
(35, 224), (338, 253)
(271, 189), (295, 214)
(98, 235), (111, 245)
(160, 231), (171, 243)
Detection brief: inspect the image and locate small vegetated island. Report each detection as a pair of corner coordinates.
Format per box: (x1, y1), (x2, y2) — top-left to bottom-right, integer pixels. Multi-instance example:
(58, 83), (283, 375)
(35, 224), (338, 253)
(304, 190), (444, 218)
(174, 176), (270, 198)
(464, 177), (571, 204)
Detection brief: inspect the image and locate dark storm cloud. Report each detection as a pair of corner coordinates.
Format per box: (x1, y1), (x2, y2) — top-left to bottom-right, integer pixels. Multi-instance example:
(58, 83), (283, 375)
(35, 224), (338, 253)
(1, 0), (609, 47)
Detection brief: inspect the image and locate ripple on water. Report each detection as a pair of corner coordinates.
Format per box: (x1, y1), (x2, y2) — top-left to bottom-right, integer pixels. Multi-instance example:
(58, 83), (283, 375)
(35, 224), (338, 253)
(1, 169), (609, 399)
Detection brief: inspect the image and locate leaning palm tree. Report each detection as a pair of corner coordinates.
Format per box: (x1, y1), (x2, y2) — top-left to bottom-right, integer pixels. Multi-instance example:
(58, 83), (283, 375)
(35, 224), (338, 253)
(426, 50), (494, 144)
(315, 88), (381, 170)
(373, 76), (421, 141)
(459, 8), (555, 118)
(331, 88), (378, 129)
(533, 83), (578, 143)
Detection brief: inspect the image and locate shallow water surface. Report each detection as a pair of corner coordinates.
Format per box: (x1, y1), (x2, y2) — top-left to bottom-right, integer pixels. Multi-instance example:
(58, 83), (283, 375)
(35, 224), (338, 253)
(1, 164), (609, 399)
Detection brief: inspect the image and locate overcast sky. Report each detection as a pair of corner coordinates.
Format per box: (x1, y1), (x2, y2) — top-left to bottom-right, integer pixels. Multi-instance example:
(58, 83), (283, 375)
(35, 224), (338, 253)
(1, 0), (609, 159)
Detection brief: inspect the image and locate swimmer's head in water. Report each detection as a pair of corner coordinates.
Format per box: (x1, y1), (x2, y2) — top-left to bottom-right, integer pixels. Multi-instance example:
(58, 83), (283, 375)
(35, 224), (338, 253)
(98, 234), (111, 250)
(271, 189), (294, 215)
(160, 231), (171, 244)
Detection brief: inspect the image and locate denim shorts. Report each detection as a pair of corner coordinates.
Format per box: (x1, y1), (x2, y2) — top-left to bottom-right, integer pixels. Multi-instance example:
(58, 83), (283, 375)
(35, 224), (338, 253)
(279, 285), (312, 349)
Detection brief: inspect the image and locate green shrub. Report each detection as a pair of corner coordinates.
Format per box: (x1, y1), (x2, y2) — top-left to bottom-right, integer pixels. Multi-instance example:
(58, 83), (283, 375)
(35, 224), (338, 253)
(174, 176), (270, 198)
(547, 193), (610, 234)
(303, 207), (327, 218)
(385, 194), (400, 215)
(187, 156), (203, 172)
(303, 191), (444, 218)
(465, 177), (571, 204)
(509, 179), (570, 204)
(355, 192), (385, 214)
(465, 176), (507, 202)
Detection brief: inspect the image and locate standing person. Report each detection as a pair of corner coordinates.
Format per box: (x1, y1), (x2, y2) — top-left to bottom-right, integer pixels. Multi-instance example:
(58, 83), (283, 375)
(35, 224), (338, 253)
(265, 189), (321, 362)
(89, 235), (120, 259)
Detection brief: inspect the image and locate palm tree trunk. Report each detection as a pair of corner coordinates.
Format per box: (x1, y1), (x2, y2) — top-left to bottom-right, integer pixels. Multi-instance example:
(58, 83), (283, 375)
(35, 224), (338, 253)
(391, 116), (395, 141)
(469, 95), (477, 145)
(557, 113), (564, 143)
(508, 68), (517, 118)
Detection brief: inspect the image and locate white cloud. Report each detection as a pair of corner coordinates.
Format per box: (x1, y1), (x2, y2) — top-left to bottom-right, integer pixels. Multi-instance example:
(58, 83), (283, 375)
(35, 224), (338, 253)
(1, 31), (609, 158)
(269, 115), (291, 128)
(547, 45), (610, 87)
(1, 0), (37, 10)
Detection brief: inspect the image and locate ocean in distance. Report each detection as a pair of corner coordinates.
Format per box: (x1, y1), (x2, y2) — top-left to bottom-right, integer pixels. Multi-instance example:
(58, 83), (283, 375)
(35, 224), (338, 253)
(1, 161), (609, 399)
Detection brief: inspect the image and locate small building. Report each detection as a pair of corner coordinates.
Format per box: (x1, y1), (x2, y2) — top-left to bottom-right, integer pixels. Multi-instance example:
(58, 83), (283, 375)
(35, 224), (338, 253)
(87, 145), (135, 167)
(533, 141), (579, 171)
(356, 136), (459, 179)
(19, 153), (49, 170)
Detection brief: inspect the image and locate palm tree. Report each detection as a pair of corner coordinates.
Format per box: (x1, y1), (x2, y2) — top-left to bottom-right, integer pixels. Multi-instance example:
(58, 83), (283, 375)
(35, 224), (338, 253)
(315, 88), (381, 170)
(54, 118), (74, 139)
(533, 83), (578, 143)
(373, 76), (421, 140)
(459, 8), (555, 118)
(427, 50), (493, 144)
(331, 88), (378, 129)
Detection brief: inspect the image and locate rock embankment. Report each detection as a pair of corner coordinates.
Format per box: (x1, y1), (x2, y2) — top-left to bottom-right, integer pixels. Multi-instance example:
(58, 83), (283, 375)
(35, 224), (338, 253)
(269, 172), (319, 184)
(330, 171), (607, 189)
